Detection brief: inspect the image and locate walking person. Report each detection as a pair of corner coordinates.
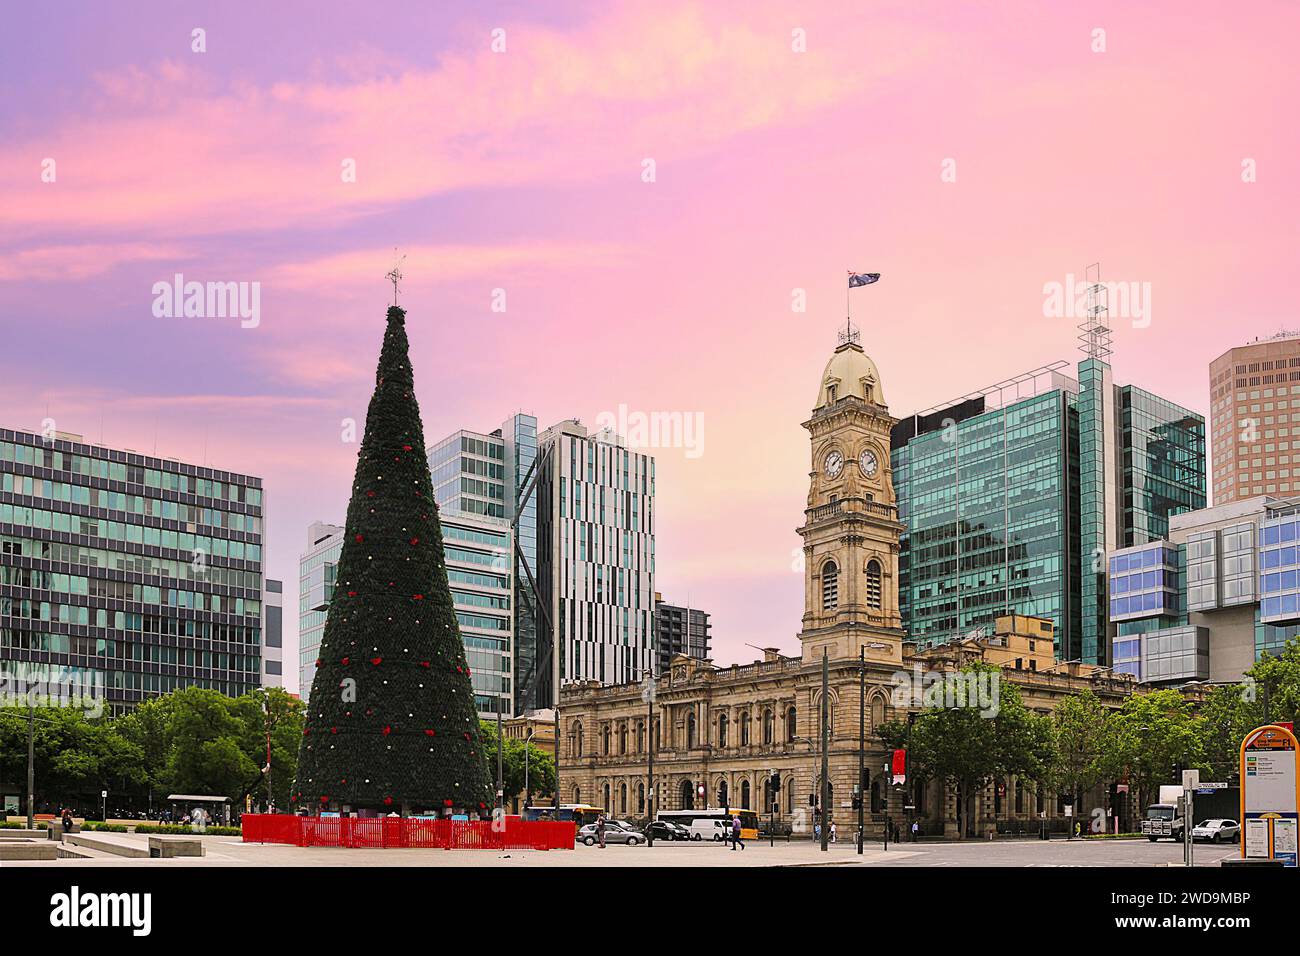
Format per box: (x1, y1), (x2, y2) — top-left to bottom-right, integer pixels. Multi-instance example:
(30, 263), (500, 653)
(830, 821), (837, 844)
(910, 820), (919, 842)
(595, 813), (607, 849)
(731, 814), (745, 851)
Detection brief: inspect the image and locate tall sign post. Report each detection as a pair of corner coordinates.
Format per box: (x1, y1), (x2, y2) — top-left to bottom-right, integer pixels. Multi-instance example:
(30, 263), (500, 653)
(1240, 723), (1300, 867)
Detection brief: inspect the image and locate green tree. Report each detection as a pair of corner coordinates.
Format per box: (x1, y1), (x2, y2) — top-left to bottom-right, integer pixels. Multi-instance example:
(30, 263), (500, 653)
(295, 305), (491, 814)
(1107, 688), (1203, 809)
(478, 721), (557, 807)
(904, 666), (1054, 838)
(1048, 690), (1113, 823)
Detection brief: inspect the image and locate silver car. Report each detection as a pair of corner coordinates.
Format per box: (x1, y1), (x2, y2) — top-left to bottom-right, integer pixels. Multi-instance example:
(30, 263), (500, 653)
(1191, 819), (1240, 843)
(577, 820), (645, 846)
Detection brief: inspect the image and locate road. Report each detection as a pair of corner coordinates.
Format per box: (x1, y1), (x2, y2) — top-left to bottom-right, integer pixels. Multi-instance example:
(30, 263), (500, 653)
(0, 833), (1243, 867)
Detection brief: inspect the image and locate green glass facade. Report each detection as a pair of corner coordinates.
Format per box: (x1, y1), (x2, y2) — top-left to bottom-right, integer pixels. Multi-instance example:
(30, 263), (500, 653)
(895, 359), (1205, 664)
(893, 390), (1077, 649)
(1076, 358), (1110, 665)
(1, 428), (265, 714)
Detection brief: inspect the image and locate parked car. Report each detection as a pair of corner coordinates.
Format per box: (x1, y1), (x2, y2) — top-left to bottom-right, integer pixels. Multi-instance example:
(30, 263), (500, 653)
(645, 820), (691, 842)
(577, 821), (645, 846)
(1191, 819), (1240, 843)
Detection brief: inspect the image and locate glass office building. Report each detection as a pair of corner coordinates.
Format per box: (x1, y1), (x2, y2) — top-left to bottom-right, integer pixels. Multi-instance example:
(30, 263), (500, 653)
(299, 512), (514, 716)
(894, 390), (1076, 650)
(298, 521), (343, 699)
(0, 427), (265, 714)
(537, 419), (655, 696)
(427, 413), (540, 713)
(894, 357), (1205, 664)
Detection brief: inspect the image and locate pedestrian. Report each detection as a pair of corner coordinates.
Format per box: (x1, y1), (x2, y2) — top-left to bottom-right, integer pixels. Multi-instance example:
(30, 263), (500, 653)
(596, 813), (607, 848)
(814, 821), (821, 843)
(830, 821), (837, 843)
(731, 814), (745, 850)
(910, 820), (919, 842)
(60, 807), (74, 834)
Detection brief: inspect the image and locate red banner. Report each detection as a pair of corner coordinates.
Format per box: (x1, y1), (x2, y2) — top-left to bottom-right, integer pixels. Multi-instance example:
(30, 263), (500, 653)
(240, 814), (574, 850)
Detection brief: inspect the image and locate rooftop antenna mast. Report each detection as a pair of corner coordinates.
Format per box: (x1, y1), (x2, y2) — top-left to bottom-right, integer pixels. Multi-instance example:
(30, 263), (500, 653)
(386, 249), (406, 307)
(1078, 262), (1112, 361)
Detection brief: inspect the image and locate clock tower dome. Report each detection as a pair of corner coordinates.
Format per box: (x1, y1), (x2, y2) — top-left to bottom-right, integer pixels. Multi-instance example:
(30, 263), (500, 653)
(797, 324), (905, 663)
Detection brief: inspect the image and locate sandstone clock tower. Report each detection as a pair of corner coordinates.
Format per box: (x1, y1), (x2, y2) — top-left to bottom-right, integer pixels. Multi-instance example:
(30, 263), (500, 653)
(798, 323), (905, 664)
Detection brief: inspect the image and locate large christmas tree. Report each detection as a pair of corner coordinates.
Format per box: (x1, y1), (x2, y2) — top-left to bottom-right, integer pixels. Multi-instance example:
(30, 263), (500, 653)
(294, 305), (492, 815)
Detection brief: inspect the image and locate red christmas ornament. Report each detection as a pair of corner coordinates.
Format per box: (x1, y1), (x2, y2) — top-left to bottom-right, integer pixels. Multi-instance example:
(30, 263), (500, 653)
(341, 657), (350, 666)
(330, 726), (338, 734)
(384, 796), (393, 806)
(410, 537), (419, 546)
(444, 799), (453, 807)
(419, 660), (430, 668)
(382, 725), (392, 735)
(354, 533), (364, 542)
(424, 729), (436, 736)
(371, 656), (383, 666)
(463, 732), (471, 741)
(320, 795), (329, 804)
(412, 594), (424, 601)
(347, 591), (357, 598)
(403, 445), (413, 452)
(367, 490), (375, 498)
(303, 728), (310, 736)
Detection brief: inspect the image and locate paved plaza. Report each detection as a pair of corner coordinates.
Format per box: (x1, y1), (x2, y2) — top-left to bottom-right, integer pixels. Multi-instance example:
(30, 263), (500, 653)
(0, 833), (1242, 868)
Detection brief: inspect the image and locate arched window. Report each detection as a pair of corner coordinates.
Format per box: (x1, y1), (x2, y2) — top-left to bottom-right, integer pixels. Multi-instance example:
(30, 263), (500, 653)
(603, 783), (611, 810)
(572, 722), (584, 757)
(619, 783), (628, 814)
(718, 712), (729, 748)
(636, 721), (645, 753)
(680, 780), (694, 810)
(718, 780), (728, 805)
(619, 723), (627, 755)
(822, 561), (839, 610)
(686, 712), (697, 749)
(739, 712), (751, 746)
(762, 708), (774, 744)
(866, 559), (882, 610)
(763, 777), (773, 811)
(870, 694), (885, 729)
(785, 782), (795, 814)
(785, 706), (796, 742)
(602, 725), (611, 755)
(741, 779), (751, 810)
(573, 787), (581, 804)
(638, 783), (646, 814)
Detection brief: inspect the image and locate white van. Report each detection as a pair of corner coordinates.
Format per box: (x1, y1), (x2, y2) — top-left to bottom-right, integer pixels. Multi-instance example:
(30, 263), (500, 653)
(687, 818), (730, 841)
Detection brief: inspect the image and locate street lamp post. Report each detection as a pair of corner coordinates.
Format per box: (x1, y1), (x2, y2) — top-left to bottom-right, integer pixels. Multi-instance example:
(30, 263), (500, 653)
(523, 729), (536, 812)
(857, 645), (865, 855)
(820, 648), (830, 852)
(26, 698), (35, 830)
(643, 670), (657, 846)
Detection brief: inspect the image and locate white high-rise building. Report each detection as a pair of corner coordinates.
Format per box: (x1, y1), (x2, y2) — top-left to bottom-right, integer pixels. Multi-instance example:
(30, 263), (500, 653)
(537, 419), (655, 697)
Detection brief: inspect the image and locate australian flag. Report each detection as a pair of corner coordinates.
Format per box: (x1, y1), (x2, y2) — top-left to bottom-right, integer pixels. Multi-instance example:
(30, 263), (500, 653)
(848, 272), (880, 288)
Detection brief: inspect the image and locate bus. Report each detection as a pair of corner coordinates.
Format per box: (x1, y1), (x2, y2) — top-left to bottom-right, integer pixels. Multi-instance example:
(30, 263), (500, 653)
(523, 804), (604, 829)
(657, 807), (759, 841)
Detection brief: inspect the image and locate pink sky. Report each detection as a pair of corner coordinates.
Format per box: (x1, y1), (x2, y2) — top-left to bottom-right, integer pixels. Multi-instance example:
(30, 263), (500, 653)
(1, 1), (1297, 691)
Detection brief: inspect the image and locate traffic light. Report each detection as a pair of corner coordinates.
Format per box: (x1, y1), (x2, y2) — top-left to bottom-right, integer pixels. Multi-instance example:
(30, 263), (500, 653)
(770, 772), (781, 793)
(851, 794), (862, 810)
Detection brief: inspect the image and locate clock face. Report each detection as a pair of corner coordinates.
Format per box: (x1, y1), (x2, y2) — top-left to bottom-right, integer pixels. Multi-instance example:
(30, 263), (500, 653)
(859, 448), (879, 477)
(824, 450), (844, 478)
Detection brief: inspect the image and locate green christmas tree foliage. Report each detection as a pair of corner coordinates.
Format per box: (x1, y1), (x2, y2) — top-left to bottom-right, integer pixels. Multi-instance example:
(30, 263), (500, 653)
(294, 306), (492, 814)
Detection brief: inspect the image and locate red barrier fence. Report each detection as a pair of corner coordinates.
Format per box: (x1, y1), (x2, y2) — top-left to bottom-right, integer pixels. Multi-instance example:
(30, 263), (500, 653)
(241, 814), (574, 850)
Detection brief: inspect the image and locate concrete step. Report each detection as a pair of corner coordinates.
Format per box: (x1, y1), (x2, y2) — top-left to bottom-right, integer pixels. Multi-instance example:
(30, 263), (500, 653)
(66, 833), (150, 859)
(0, 841), (59, 861)
(57, 844), (119, 859)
